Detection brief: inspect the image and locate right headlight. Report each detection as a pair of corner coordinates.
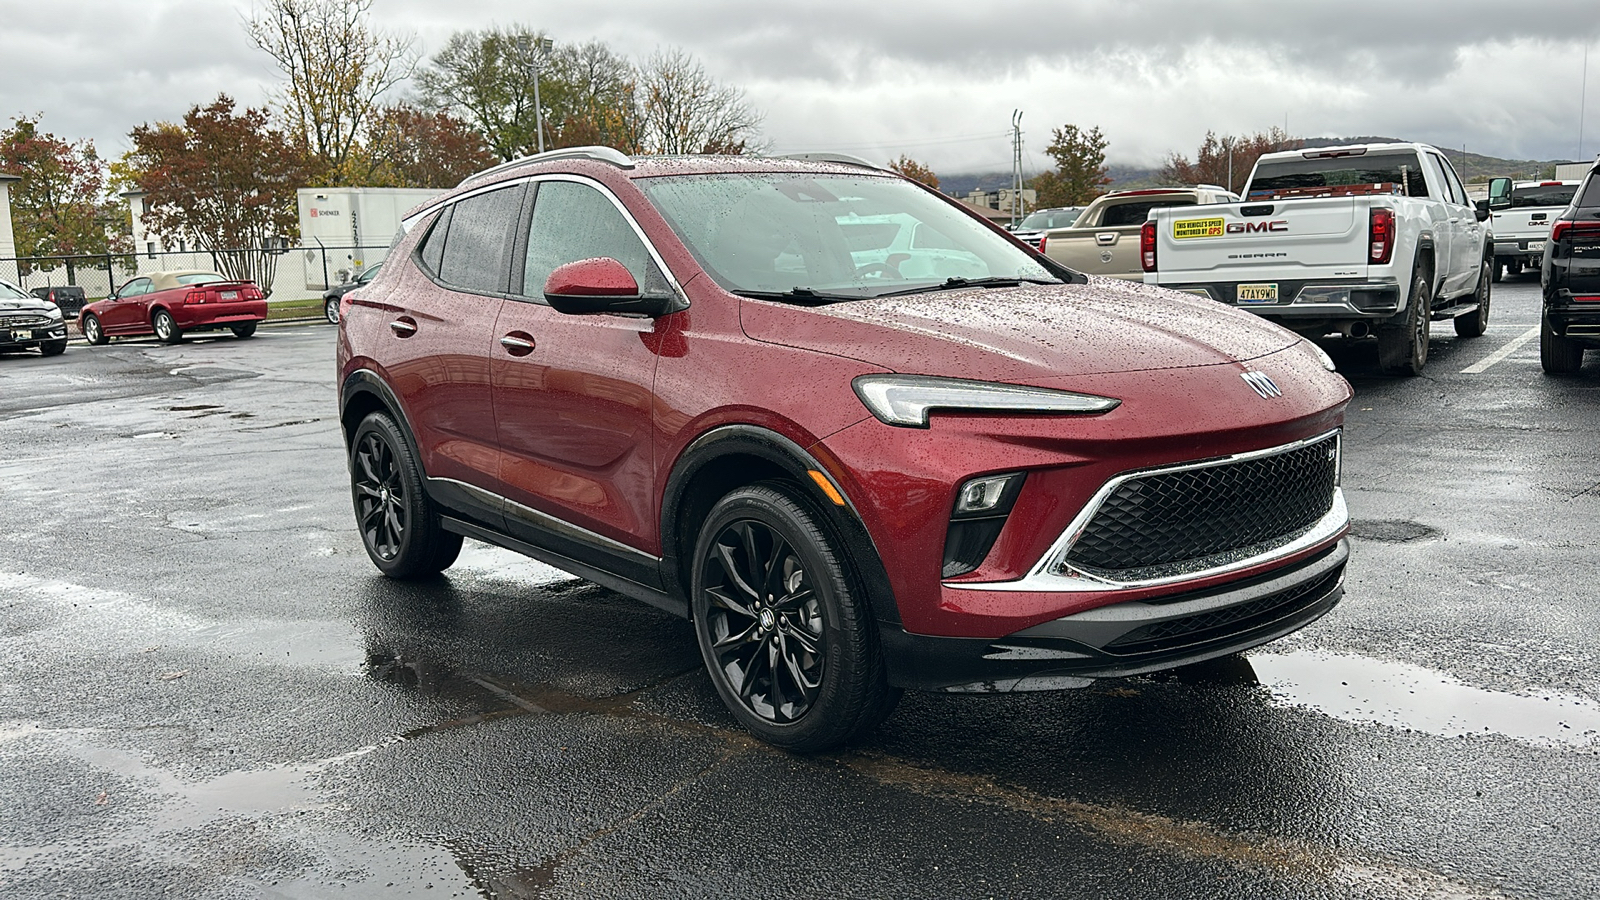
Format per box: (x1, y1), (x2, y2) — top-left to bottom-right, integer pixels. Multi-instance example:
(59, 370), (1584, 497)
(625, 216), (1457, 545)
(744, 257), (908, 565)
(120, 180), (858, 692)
(852, 374), (1119, 428)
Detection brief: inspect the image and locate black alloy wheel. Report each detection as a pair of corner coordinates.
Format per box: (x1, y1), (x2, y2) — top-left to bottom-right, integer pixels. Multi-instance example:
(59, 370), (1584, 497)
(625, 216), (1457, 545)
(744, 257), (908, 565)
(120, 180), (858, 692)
(1454, 258), (1491, 338)
(691, 484), (897, 752)
(82, 315), (107, 345)
(350, 412), (462, 578)
(152, 309), (182, 344)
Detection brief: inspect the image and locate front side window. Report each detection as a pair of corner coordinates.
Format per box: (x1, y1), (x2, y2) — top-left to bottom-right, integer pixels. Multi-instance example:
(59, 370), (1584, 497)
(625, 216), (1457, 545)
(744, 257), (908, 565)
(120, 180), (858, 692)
(522, 180), (671, 299)
(120, 279), (151, 297)
(638, 173), (1060, 301)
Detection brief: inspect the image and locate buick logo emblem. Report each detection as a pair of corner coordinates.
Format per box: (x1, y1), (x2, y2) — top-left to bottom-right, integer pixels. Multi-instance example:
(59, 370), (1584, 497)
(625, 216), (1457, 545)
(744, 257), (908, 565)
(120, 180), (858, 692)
(1241, 371), (1282, 398)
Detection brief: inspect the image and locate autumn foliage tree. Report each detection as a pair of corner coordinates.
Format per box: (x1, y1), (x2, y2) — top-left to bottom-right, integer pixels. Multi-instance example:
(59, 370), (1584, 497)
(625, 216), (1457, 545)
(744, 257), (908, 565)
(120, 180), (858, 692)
(247, 0), (414, 183)
(1030, 124), (1111, 207)
(359, 105), (496, 188)
(888, 156), (940, 189)
(1161, 128), (1300, 193)
(0, 116), (124, 272)
(125, 95), (313, 293)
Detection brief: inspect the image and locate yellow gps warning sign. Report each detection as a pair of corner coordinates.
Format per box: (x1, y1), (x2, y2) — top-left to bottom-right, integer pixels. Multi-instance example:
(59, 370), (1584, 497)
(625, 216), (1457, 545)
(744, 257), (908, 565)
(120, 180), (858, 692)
(1173, 217), (1225, 240)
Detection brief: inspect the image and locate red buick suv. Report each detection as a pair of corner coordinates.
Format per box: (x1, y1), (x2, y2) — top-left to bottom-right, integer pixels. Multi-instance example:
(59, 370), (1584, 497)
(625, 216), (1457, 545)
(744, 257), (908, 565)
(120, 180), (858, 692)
(337, 148), (1353, 751)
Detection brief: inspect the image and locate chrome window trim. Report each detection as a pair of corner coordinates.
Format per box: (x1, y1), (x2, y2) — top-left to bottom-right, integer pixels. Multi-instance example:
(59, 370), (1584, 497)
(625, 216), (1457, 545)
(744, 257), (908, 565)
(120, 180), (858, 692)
(947, 428), (1346, 594)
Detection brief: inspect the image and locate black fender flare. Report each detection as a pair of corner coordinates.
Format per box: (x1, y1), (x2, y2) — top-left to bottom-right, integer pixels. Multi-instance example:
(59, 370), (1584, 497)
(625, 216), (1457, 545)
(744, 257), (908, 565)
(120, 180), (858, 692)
(660, 424), (901, 625)
(339, 369), (423, 464)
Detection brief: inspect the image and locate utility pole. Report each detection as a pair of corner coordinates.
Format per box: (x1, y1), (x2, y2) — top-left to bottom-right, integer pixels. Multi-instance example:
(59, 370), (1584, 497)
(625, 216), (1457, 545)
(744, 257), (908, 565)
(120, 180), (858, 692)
(1011, 110), (1025, 227)
(1581, 43), (1590, 161)
(525, 35), (554, 155)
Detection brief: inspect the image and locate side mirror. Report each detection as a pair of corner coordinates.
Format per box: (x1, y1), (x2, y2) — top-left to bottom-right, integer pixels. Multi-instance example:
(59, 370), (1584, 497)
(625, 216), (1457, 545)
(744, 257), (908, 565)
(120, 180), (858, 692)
(543, 257), (672, 316)
(1488, 176), (1513, 210)
(1474, 199), (1491, 221)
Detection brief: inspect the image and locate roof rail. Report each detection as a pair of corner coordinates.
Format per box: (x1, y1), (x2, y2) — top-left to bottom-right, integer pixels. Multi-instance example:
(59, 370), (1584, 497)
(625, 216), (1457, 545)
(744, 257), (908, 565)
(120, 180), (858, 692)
(775, 152), (884, 171)
(458, 146), (635, 187)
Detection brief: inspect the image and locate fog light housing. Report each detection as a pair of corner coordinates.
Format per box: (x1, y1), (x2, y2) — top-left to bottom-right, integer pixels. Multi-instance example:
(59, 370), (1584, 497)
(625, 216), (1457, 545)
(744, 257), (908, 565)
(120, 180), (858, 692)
(942, 473), (1025, 577)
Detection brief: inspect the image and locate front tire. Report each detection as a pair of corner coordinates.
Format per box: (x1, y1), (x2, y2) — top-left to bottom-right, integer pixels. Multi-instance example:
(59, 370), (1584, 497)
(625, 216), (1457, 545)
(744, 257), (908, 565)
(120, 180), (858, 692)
(231, 322), (257, 339)
(82, 315), (108, 346)
(324, 296), (340, 325)
(349, 412), (463, 578)
(39, 337), (67, 357)
(1454, 258), (1491, 338)
(152, 309), (182, 344)
(1378, 270), (1431, 376)
(1541, 315), (1585, 374)
(691, 483), (897, 752)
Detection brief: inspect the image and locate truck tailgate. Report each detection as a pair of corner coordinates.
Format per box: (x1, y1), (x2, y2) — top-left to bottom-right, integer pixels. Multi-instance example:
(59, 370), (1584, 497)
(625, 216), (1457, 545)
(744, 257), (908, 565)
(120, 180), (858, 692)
(1155, 198), (1366, 279)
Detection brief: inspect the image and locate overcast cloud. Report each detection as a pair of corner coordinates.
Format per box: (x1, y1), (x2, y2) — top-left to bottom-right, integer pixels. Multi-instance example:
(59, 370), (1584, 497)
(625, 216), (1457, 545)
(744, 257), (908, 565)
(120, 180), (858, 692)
(3, 0), (1598, 176)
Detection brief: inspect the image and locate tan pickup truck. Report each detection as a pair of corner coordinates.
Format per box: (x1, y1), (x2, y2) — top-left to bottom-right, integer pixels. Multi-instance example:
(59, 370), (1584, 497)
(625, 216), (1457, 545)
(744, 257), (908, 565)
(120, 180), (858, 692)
(1040, 186), (1240, 279)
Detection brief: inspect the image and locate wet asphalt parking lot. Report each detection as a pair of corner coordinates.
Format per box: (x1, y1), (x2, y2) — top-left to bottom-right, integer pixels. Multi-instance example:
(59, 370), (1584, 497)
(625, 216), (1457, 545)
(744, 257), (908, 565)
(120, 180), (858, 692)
(1, 275), (1598, 899)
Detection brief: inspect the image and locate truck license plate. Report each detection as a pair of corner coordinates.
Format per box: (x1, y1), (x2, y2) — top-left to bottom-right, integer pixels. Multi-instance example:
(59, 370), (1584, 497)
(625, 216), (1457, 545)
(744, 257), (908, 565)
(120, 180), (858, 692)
(1528, 240), (1546, 252)
(1237, 283), (1278, 303)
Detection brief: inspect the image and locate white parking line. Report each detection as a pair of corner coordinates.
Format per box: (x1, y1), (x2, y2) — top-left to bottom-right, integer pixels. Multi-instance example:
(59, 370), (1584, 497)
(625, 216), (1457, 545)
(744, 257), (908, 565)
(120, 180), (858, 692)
(1461, 325), (1540, 374)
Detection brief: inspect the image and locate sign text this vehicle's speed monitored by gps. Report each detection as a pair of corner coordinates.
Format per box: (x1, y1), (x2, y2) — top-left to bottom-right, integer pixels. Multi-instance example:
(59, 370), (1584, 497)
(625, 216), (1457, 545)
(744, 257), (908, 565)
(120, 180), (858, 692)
(1173, 217), (1226, 240)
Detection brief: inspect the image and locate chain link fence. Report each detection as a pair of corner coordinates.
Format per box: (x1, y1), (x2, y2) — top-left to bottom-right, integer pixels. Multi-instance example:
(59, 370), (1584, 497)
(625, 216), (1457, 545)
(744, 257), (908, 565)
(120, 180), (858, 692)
(0, 243), (391, 303)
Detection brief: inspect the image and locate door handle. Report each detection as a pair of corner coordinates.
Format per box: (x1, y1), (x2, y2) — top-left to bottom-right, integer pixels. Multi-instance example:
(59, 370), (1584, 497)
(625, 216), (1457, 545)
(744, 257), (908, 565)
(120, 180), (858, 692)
(1095, 232), (1118, 246)
(389, 318), (417, 337)
(499, 333), (535, 356)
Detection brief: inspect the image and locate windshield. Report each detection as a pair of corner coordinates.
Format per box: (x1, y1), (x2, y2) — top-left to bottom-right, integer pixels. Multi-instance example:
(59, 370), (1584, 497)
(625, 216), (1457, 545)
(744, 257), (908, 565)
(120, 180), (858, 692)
(637, 173), (1061, 301)
(0, 280), (29, 300)
(1020, 208), (1082, 229)
(1249, 151), (1428, 198)
(1509, 184), (1578, 209)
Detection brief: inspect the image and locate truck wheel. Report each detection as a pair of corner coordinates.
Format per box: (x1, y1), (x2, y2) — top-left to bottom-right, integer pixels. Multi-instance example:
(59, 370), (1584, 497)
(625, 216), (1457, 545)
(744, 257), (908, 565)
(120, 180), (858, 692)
(1540, 315), (1584, 374)
(1454, 258), (1491, 338)
(1492, 258), (1504, 283)
(1508, 259), (1524, 278)
(1378, 271), (1431, 376)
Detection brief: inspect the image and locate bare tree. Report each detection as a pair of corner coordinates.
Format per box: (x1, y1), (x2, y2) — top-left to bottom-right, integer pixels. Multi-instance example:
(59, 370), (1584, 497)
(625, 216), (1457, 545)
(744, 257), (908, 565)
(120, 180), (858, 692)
(636, 48), (763, 155)
(247, 0), (414, 182)
(415, 25), (543, 161)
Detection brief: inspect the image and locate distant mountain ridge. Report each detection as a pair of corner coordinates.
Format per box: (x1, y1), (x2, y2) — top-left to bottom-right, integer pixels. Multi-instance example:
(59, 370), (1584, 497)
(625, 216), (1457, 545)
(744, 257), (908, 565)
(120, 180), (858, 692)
(940, 136), (1583, 196)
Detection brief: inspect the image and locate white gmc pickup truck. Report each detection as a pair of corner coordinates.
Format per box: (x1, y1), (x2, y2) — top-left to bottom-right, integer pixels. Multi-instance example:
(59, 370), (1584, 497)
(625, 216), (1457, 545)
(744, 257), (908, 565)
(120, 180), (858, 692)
(1143, 142), (1493, 375)
(1485, 178), (1580, 281)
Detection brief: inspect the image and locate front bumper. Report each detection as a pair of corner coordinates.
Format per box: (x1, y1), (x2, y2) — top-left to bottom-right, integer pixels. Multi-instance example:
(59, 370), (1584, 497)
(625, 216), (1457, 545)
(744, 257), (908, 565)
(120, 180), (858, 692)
(0, 321), (68, 348)
(881, 539), (1347, 691)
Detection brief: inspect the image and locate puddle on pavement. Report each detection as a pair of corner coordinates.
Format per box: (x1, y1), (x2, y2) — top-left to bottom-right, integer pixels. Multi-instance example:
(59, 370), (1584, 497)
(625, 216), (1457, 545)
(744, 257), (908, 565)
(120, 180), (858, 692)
(452, 540), (582, 587)
(1347, 520), (1439, 543)
(1249, 649), (1600, 749)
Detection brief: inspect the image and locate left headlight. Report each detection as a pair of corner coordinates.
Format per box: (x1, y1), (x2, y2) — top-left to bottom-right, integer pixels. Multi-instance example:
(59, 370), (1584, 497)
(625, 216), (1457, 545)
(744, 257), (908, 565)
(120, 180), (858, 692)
(852, 374), (1120, 428)
(46, 305), (63, 321)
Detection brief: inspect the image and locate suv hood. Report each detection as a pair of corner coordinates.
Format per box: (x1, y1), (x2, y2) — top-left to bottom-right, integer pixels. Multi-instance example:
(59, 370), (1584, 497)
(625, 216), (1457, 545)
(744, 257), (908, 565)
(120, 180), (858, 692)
(740, 276), (1301, 381)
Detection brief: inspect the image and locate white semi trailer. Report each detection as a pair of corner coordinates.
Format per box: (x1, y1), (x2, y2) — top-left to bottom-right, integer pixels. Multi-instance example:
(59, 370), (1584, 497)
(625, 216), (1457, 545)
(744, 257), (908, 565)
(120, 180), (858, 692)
(297, 188), (441, 290)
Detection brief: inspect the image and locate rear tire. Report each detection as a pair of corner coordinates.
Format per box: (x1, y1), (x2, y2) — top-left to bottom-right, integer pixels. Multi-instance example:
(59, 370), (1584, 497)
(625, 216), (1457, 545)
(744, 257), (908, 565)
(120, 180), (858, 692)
(1378, 270), (1431, 376)
(1454, 258), (1491, 338)
(152, 309), (182, 344)
(691, 483), (897, 752)
(1492, 259), (1503, 283)
(82, 315), (108, 346)
(1541, 315), (1585, 374)
(350, 412), (463, 578)
(231, 322), (257, 339)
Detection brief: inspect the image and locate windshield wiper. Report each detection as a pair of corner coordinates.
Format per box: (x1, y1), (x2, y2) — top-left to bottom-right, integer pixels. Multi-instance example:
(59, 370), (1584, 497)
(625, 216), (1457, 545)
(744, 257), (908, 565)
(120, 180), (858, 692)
(732, 287), (864, 305)
(877, 276), (1059, 298)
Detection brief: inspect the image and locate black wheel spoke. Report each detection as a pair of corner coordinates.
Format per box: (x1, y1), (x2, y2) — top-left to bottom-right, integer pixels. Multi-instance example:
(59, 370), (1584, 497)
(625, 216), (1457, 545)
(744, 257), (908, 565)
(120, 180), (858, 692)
(706, 585), (755, 619)
(780, 620), (820, 656)
(714, 542), (761, 601)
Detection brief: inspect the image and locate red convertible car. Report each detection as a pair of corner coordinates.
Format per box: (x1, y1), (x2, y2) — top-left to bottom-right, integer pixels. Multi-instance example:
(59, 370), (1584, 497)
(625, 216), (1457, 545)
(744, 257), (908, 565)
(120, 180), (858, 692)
(81, 270), (268, 345)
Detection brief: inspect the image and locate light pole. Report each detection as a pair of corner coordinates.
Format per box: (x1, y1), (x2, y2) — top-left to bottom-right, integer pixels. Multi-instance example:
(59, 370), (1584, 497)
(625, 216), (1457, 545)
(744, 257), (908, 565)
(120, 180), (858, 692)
(524, 36), (554, 155)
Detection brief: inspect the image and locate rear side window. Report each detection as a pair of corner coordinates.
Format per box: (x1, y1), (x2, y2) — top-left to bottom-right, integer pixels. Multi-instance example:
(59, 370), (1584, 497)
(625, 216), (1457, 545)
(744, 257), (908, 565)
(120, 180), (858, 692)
(436, 185), (524, 294)
(1101, 199), (1194, 227)
(522, 181), (670, 299)
(417, 207), (451, 276)
(1578, 176), (1600, 209)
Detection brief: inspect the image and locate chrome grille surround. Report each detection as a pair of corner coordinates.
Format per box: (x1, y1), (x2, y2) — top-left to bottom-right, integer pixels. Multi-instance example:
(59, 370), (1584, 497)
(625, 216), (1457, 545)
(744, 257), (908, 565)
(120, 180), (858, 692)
(947, 429), (1347, 594)
(0, 315), (53, 328)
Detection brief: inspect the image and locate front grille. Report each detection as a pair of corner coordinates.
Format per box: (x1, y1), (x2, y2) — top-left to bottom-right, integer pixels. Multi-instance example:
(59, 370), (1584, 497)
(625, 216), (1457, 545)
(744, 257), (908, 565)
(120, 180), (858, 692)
(1103, 564), (1344, 655)
(0, 315), (52, 328)
(1062, 435), (1338, 576)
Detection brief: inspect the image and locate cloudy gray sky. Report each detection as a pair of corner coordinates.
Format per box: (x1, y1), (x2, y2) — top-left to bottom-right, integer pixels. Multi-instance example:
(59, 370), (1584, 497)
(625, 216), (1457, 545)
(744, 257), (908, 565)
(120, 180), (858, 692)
(3, 0), (1599, 176)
